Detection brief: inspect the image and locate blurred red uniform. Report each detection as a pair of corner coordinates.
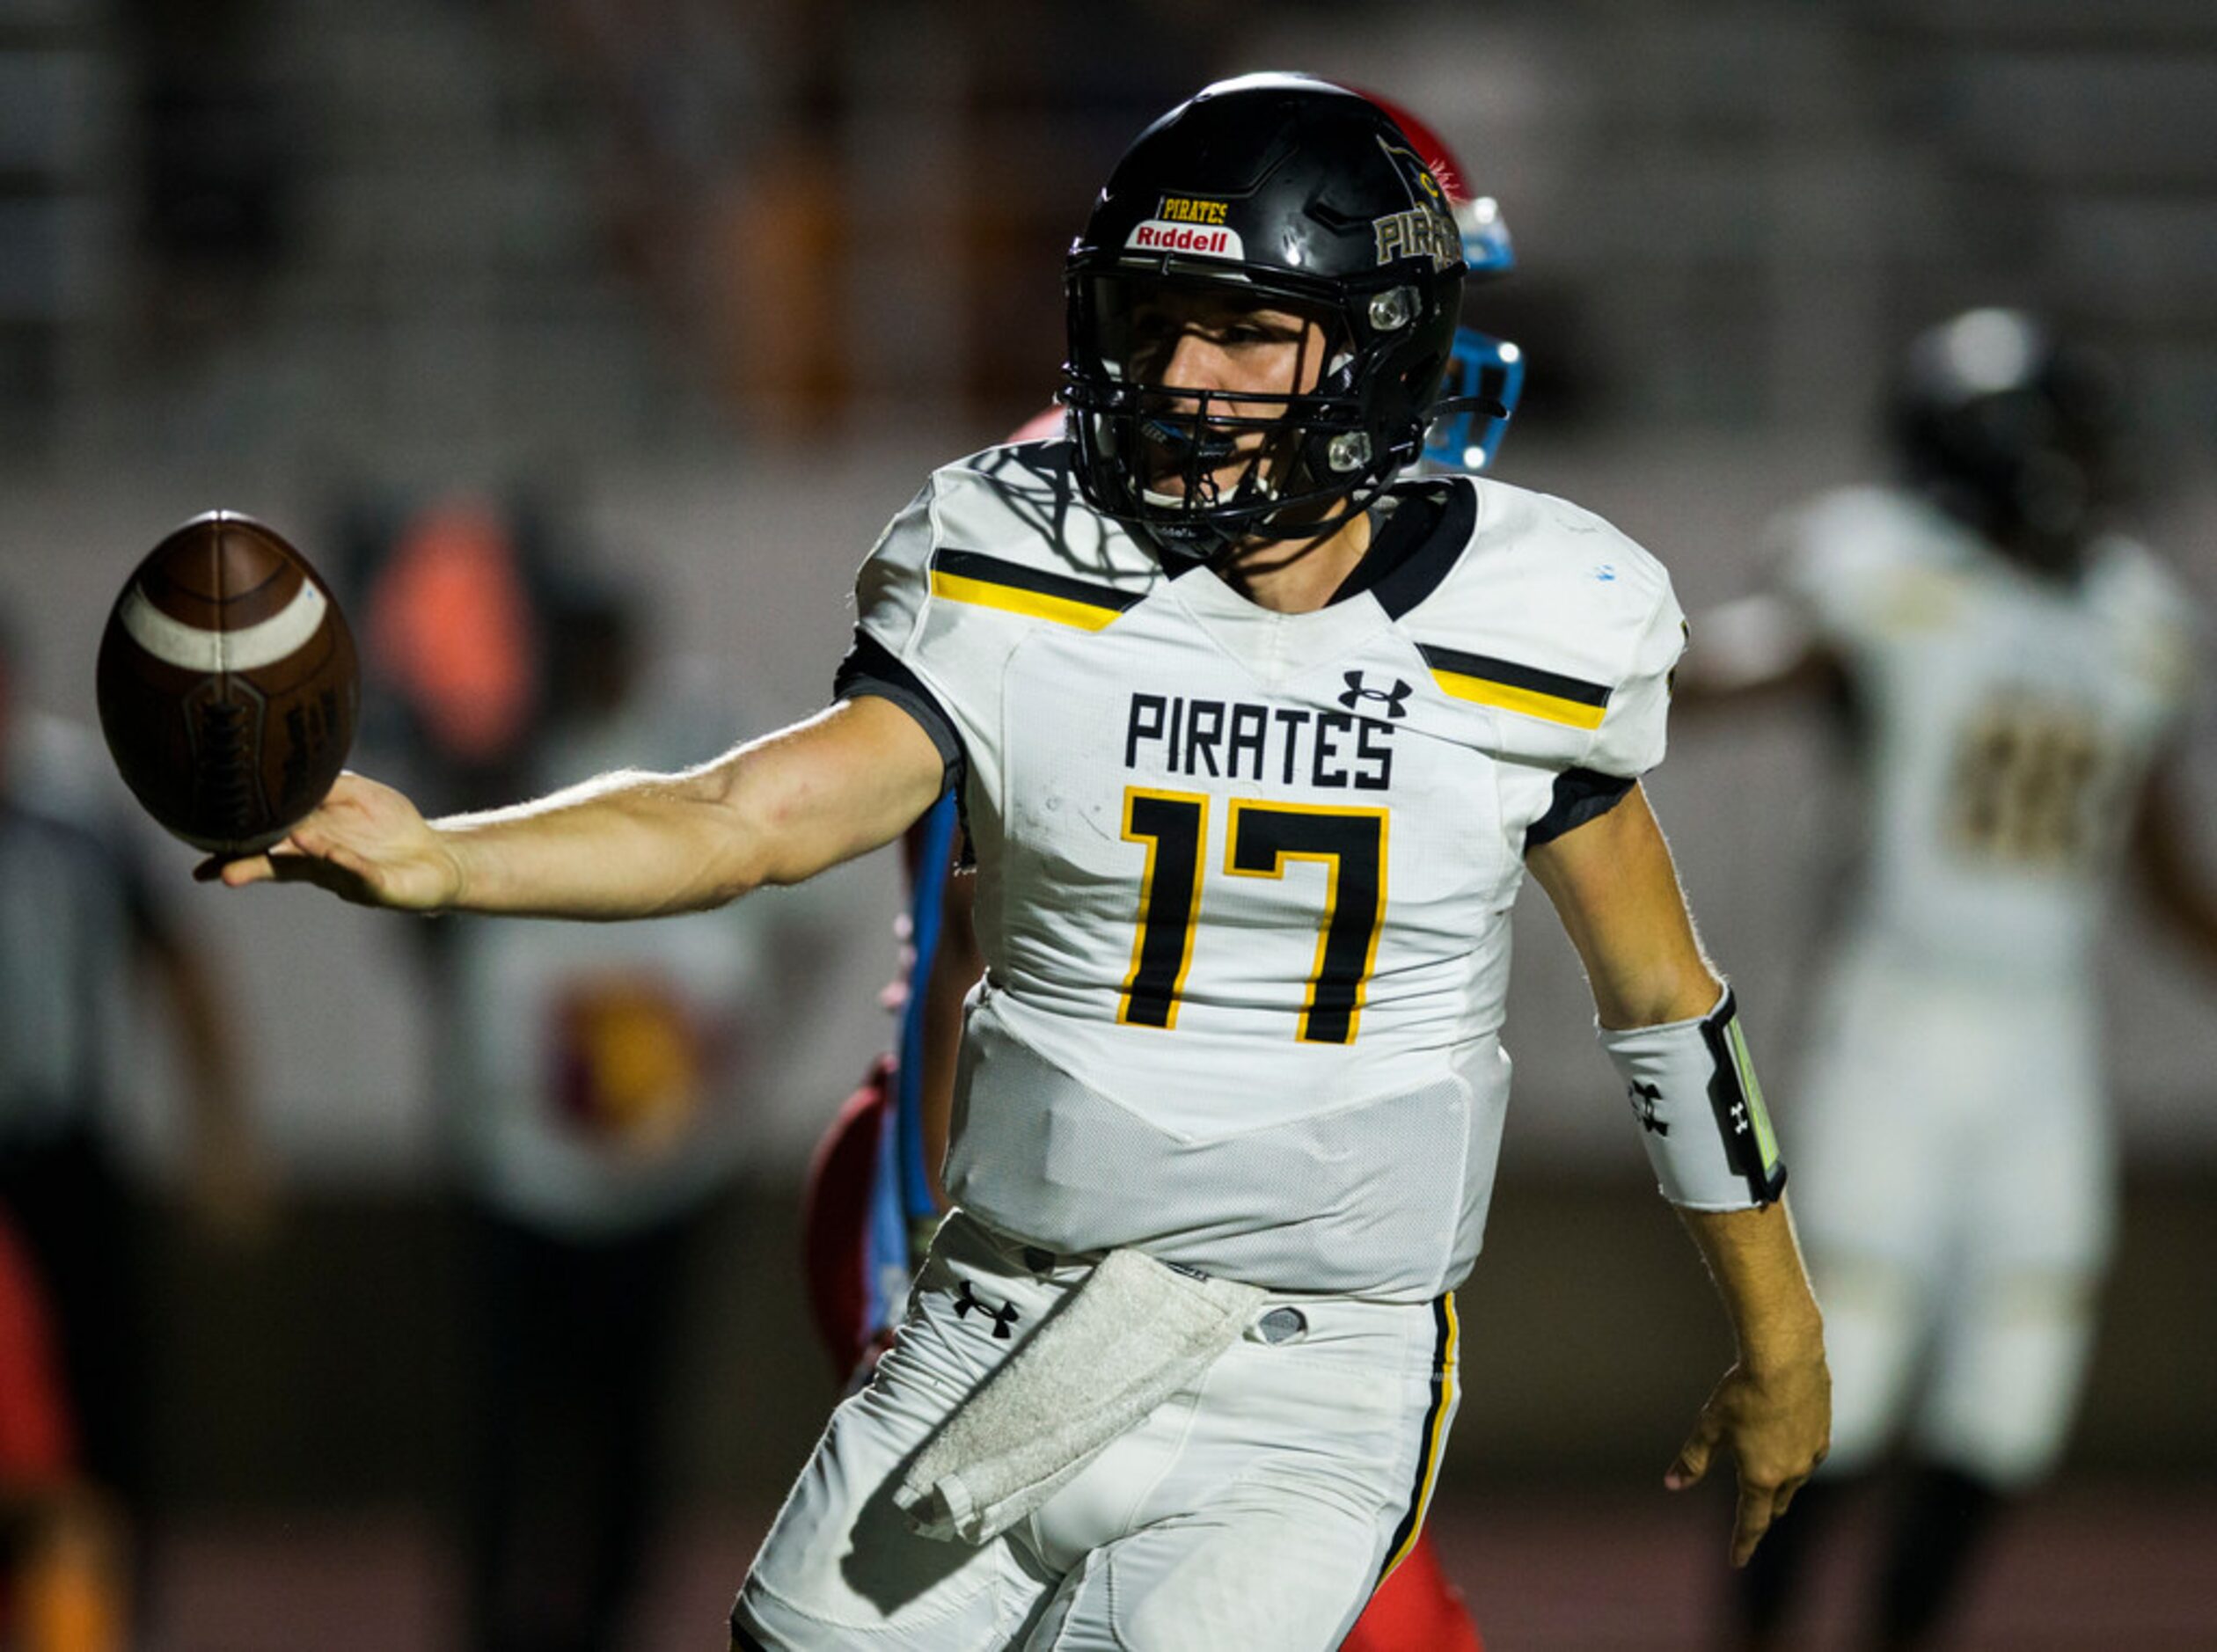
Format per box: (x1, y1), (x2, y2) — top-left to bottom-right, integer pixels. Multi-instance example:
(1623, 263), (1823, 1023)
(0, 1211), (72, 1484)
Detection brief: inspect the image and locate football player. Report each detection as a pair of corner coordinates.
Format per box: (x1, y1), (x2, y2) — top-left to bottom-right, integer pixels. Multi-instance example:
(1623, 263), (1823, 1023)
(798, 87), (1518, 1651)
(212, 76), (1828, 1650)
(2, 603), (266, 1650)
(1680, 309), (2217, 1649)
(0, 1208), (126, 1651)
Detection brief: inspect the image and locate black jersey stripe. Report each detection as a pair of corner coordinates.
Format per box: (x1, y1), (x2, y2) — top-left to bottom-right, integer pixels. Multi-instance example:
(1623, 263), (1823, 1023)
(1415, 645), (1611, 707)
(1418, 645), (1613, 730)
(1524, 767), (1637, 852)
(1377, 1293), (1460, 1587)
(930, 549), (1144, 614)
(832, 629), (967, 789)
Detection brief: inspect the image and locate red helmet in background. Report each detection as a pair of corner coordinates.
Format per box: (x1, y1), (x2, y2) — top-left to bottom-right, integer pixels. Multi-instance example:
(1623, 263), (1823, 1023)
(1352, 88), (1524, 472)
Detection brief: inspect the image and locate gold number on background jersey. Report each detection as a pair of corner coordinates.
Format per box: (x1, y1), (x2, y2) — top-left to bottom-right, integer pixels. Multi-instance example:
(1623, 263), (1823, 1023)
(1948, 702), (2113, 868)
(1118, 786), (1388, 1043)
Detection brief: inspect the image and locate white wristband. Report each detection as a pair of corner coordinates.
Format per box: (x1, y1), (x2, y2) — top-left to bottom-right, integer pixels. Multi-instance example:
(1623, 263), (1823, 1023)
(1599, 986), (1787, 1210)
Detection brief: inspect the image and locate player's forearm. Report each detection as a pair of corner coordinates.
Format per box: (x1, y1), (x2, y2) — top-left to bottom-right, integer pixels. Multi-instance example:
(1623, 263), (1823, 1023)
(433, 701), (946, 918)
(1671, 594), (1822, 712)
(434, 762), (761, 918)
(1677, 1200), (1825, 1374)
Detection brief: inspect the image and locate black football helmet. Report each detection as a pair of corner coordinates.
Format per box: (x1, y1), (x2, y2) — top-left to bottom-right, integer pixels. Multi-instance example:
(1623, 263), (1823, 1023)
(1357, 88), (1525, 474)
(1890, 308), (2126, 574)
(1063, 74), (1472, 566)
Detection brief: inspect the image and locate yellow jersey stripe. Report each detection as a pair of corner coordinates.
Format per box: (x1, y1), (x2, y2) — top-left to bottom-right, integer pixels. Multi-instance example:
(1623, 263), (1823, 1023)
(1429, 669), (1610, 730)
(928, 569), (1126, 631)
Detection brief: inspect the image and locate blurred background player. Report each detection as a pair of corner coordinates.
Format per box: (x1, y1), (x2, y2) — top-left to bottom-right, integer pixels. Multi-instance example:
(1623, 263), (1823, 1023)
(0, 1203), (121, 1652)
(350, 522), (805, 1652)
(799, 87), (1516, 1652)
(0, 601), (267, 1648)
(1679, 309), (2217, 1649)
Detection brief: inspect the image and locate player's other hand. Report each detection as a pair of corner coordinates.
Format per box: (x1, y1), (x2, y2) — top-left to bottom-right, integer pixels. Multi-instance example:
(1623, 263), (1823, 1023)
(1665, 1343), (1831, 1568)
(195, 771), (464, 911)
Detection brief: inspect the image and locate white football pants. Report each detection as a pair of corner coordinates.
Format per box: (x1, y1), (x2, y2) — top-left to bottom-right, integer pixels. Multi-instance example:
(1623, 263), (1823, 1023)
(732, 1211), (1460, 1649)
(1791, 945), (2113, 1488)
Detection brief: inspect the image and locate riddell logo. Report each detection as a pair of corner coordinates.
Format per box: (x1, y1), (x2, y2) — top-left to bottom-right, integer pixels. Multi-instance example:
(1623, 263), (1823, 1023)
(1126, 220), (1247, 259)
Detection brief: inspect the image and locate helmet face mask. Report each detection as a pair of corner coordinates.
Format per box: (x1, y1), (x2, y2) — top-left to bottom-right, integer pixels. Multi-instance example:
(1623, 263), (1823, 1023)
(1070, 267), (1426, 557)
(1063, 76), (1467, 567)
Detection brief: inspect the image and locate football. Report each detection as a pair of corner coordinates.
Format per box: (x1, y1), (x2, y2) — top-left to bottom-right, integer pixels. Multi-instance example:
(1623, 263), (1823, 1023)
(95, 510), (359, 854)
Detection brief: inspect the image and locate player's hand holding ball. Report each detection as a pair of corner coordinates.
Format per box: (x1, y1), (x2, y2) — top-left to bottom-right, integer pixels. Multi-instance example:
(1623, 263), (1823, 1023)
(96, 510), (457, 909)
(204, 768), (463, 908)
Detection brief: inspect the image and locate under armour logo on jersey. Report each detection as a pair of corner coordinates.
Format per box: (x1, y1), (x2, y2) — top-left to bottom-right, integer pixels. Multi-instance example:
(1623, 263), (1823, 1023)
(954, 1279), (1021, 1339)
(1628, 1080), (1669, 1136)
(1337, 671), (1412, 719)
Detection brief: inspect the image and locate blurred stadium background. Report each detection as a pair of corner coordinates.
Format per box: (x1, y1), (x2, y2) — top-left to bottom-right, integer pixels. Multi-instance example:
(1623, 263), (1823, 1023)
(4, 0), (2217, 1646)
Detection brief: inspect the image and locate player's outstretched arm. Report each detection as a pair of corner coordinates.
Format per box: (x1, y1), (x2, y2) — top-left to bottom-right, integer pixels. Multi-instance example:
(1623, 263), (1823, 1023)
(206, 696), (948, 919)
(2132, 768), (2217, 977)
(1528, 786), (1829, 1568)
(1669, 593), (1844, 716)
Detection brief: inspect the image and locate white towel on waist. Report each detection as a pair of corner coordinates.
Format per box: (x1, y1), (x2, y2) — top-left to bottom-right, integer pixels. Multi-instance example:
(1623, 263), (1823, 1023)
(894, 1247), (1264, 1544)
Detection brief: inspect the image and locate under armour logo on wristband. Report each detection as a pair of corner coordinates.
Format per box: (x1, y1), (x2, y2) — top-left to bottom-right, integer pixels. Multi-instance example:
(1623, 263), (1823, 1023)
(1628, 1080), (1669, 1136)
(1337, 671), (1412, 718)
(954, 1280), (1021, 1339)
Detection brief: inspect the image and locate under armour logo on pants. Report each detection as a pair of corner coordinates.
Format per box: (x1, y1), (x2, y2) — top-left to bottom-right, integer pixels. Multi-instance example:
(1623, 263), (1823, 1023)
(954, 1279), (1021, 1339)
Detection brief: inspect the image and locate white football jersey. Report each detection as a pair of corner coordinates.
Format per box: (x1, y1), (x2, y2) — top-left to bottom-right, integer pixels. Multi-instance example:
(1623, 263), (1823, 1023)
(1781, 485), (2197, 982)
(845, 442), (1684, 1298)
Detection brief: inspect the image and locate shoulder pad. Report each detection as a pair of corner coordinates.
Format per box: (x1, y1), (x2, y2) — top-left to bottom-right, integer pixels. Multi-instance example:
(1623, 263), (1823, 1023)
(916, 442), (1163, 627)
(1774, 485), (1970, 640)
(1396, 479), (1675, 694)
(1392, 479), (1683, 777)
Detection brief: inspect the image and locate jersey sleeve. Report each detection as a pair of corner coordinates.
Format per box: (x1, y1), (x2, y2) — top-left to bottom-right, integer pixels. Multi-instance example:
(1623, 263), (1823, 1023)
(850, 480), (936, 656)
(832, 479), (965, 786)
(1518, 578), (1682, 851)
(1581, 577), (1687, 779)
(1398, 481), (1688, 799)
